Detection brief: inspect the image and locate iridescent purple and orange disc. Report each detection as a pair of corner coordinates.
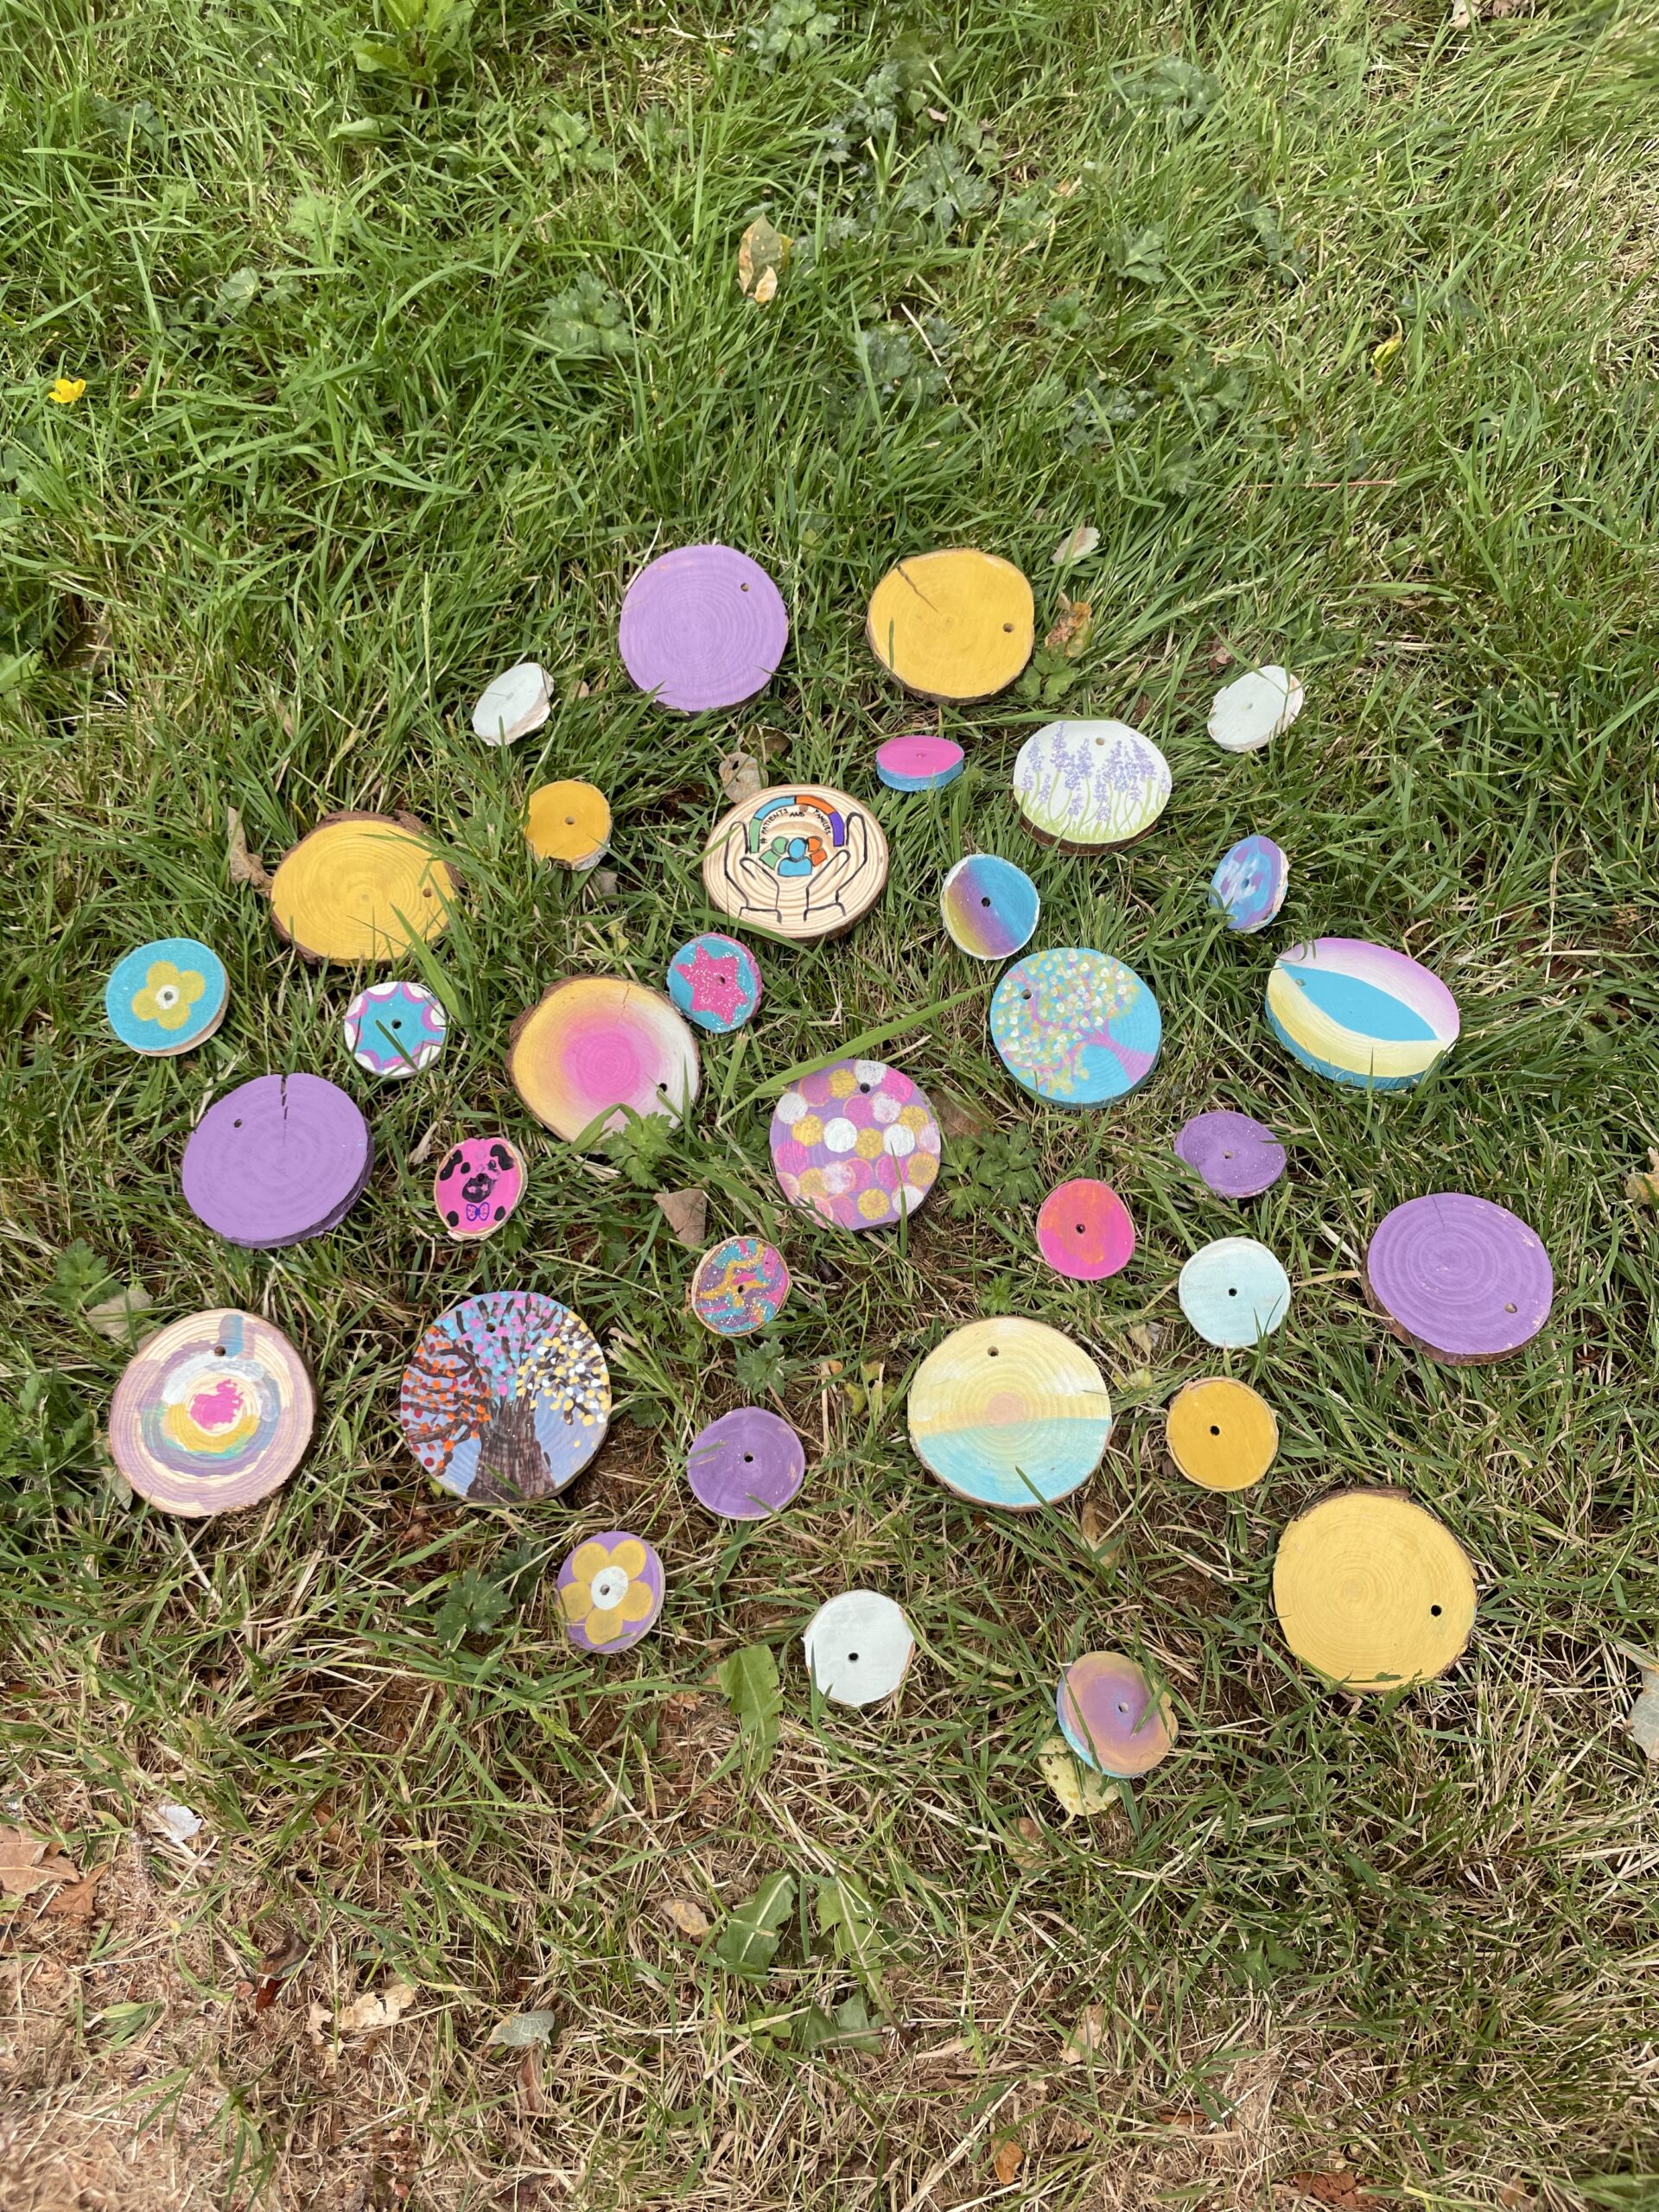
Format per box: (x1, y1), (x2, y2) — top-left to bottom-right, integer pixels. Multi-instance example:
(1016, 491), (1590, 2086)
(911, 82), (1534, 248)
(1055, 1652), (1176, 1778)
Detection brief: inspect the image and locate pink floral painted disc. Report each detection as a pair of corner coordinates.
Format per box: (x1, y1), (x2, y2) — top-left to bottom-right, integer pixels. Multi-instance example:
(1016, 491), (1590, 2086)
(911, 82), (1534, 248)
(769, 1058), (942, 1230)
(1036, 1179), (1135, 1281)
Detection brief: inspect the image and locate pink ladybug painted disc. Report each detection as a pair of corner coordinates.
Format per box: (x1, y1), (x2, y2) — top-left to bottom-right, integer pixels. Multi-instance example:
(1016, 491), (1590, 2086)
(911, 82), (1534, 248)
(1036, 1179), (1135, 1281)
(433, 1135), (526, 1243)
(769, 1058), (942, 1230)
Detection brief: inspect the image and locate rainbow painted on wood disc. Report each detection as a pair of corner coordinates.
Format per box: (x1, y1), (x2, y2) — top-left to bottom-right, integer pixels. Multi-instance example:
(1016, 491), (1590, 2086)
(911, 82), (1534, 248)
(1266, 937), (1459, 1090)
(908, 1316), (1111, 1510)
(109, 1310), (314, 1517)
(508, 976), (699, 1146)
(702, 785), (888, 944)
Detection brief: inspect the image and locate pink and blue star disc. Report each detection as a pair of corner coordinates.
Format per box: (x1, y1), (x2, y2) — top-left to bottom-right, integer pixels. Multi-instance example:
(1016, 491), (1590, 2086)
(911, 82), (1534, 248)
(666, 933), (763, 1034)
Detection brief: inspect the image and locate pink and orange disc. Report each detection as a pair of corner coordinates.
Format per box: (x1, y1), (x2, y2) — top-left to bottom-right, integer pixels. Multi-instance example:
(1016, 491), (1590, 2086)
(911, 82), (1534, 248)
(1036, 1179), (1135, 1281)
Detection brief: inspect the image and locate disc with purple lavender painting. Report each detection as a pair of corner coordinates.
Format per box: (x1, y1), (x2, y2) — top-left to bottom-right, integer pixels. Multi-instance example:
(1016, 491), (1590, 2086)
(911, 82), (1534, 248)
(1365, 1193), (1554, 1363)
(1208, 836), (1287, 934)
(1056, 1652), (1177, 1777)
(557, 1532), (664, 1653)
(989, 950), (1160, 1107)
(1174, 1110), (1287, 1199)
(181, 1073), (372, 1249)
(686, 1408), (806, 1519)
(618, 544), (788, 713)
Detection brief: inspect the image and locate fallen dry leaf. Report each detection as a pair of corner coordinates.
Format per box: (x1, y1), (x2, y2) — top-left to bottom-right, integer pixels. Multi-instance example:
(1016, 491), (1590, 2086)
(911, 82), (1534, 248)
(1206, 634), (1235, 673)
(655, 1188), (708, 1249)
(1618, 1644), (1659, 1761)
(935, 1093), (988, 1142)
(408, 1122), (439, 1170)
(335, 1978), (417, 2034)
(0, 1823), (80, 1897)
(226, 805), (272, 893)
(1045, 593), (1094, 660)
(518, 2044), (547, 2113)
(1051, 523), (1099, 565)
(306, 1999), (332, 2050)
(718, 747), (766, 804)
(148, 1802), (202, 1845)
(43, 1867), (106, 1919)
(1625, 1147), (1659, 1205)
(992, 2137), (1024, 2185)
(85, 1283), (155, 1341)
(1039, 1732), (1121, 1819)
(1061, 2004), (1106, 2064)
(1078, 1499), (1122, 1563)
(1278, 2175), (1386, 2210)
(662, 1897), (712, 1940)
(737, 216), (791, 304)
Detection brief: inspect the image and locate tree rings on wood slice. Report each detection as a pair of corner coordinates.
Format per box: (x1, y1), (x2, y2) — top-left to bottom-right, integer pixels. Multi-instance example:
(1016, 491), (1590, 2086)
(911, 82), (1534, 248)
(1273, 1489), (1476, 1691)
(398, 1291), (610, 1503)
(105, 938), (229, 1057)
(109, 1309), (314, 1517)
(1036, 1179), (1135, 1281)
(1173, 1110), (1286, 1198)
(525, 780), (611, 870)
(702, 785), (888, 944)
(343, 979), (448, 1079)
(508, 977), (699, 1146)
(803, 1589), (914, 1707)
(909, 1317), (1111, 1510)
(270, 814), (455, 963)
(1208, 664), (1303, 753)
(865, 549), (1033, 702)
(473, 660), (550, 745)
(557, 1532), (664, 1653)
(433, 1135), (526, 1242)
(1056, 1653), (1176, 1778)
(687, 1407), (806, 1519)
(618, 543), (788, 712)
(1266, 937), (1458, 1091)
(1179, 1236), (1290, 1347)
(770, 1058), (941, 1229)
(1366, 1193), (1553, 1363)
(1209, 835), (1287, 933)
(667, 932), (763, 1033)
(689, 1234), (791, 1336)
(876, 734), (964, 792)
(1166, 1376), (1278, 1492)
(182, 1073), (371, 1248)
(990, 949), (1160, 1107)
(1014, 721), (1171, 849)
(941, 855), (1039, 961)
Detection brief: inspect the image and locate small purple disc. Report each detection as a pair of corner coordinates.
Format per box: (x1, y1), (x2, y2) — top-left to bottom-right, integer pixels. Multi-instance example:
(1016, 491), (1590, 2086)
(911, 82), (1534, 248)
(1174, 1110), (1287, 1199)
(618, 544), (788, 713)
(556, 1532), (664, 1653)
(686, 1408), (806, 1520)
(182, 1073), (372, 1249)
(1366, 1192), (1554, 1362)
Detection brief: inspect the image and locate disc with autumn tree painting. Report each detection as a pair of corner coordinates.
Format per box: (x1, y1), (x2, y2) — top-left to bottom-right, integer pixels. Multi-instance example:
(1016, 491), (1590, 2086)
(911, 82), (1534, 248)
(397, 1292), (611, 1504)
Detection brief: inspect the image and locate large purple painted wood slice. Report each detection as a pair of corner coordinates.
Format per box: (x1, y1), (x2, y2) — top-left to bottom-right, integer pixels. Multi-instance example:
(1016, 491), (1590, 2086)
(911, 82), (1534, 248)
(181, 1074), (372, 1249)
(618, 544), (788, 713)
(1365, 1192), (1553, 1363)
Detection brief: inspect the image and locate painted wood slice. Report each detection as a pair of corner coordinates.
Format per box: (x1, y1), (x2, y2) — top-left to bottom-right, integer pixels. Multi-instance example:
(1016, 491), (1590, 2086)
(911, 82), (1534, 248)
(181, 1073), (372, 1249)
(866, 548), (1033, 702)
(473, 661), (550, 745)
(803, 1589), (914, 1707)
(343, 979), (448, 1079)
(689, 1234), (791, 1336)
(702, 785), (888, 944)
(1266, 938), (1459, 1091)
(667, 932), (763, 1033)
(990, 949), (1161, 1107)
(1209, 836), (1287, 933)
(108, 1309), (313, 1517)
(1056, 1653), (1176, 1778)
(1014, 721), (1171, 849)
(557, 1533), (664, 1653)
(770, 1058), (941, 1230)
(1366, 1193), (1553, 1363)
(618, 543), (788, 712)
(941, 855), (1039, 961)
(687, 1407), (806, 1519)
(508, 977), (699, 1146)
(433, 1135), (526, 1243)
(1179, 1237), (1291, 1348)
(876, 734), (964, 792)
(398, 1291), (610, 1503)
(525, 780), (611, 870)
(105, 938), (228, 1057)
(1173, 1110), (1287, 1198)
(1166, 1376), (1278, 1492)
(1208, 664), (1304, 753)
(908, 1317), (1111, 1510)
(1036, 1179), (1135, 1281)
(270, 814), (455, 963)
(1273, 1489), (1476, 1691)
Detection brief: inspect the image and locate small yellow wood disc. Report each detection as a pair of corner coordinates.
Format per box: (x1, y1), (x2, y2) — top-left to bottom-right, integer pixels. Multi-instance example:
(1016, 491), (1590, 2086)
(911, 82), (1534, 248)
(1166, 1377), (1278, 1492)
(866, 549), (1034, 702)
(1273, 1489), (1476, 1692)
(526, 780), (611, 871)
(270, 813), (455, 963)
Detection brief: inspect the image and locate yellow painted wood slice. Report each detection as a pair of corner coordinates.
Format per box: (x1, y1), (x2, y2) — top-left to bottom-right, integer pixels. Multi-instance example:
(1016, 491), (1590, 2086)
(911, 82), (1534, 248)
(1166, 1377), (1277, 1492)
(1273, 1489), (1476, 1692)
(526, 780), (612, 871)
(866, 549), (1034, 702)
(270, 812), (455, 963)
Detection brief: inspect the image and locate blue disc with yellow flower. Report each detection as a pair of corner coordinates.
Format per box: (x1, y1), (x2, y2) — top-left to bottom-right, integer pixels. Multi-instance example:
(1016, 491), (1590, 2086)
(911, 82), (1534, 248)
(105, 938), (229, 1057)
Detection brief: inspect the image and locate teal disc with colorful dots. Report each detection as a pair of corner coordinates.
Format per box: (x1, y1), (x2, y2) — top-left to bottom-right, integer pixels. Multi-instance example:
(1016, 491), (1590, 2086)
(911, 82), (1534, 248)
(105, 938), (229, 1058)
(989, 948), (1160, 1107)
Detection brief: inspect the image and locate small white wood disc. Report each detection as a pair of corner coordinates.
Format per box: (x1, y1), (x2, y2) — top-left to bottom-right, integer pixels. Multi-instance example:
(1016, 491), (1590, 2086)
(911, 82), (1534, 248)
(802, 1589), (914, 1707)
(473, 662), (551, 745)
(1207, 665), (1303, 753)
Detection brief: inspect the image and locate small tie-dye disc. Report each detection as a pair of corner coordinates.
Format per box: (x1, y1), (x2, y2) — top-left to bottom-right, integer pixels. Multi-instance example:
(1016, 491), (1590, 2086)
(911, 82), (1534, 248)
(108, 1309), (314, 1516)
(687, 1407), (806, 1518)
(557, 1532), (664, 1653)
(1208, 836), (1287, 934)
(343, 979), (448, 1079)
(688, 1234), (791, 1336)
(1035, 1179), (1135, 1281)
(875, 734), (965, 792)
(769, 1058), (942, 1230)
(105, 938), (229, 1057)
(1055, 1652), (1176, 1777)
(940, 855), (1040, 961)
(667, 932), (763, 1033)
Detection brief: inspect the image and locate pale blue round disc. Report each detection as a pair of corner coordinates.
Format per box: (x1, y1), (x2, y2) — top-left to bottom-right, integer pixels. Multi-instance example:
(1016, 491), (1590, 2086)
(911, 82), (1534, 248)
(105, 938), (229, 1056)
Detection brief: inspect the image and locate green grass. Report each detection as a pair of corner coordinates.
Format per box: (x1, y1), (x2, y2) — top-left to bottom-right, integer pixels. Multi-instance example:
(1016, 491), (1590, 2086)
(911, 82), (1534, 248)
(3, 0), (1658, 2203)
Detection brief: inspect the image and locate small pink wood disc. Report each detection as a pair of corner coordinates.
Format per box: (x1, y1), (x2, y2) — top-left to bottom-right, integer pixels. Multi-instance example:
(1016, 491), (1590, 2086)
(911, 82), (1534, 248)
(1036, 1179), (1135, 1281)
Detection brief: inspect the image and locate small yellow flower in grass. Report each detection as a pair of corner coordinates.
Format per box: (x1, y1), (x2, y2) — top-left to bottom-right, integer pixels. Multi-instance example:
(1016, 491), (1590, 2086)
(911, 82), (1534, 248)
(48, 377), (86, 406)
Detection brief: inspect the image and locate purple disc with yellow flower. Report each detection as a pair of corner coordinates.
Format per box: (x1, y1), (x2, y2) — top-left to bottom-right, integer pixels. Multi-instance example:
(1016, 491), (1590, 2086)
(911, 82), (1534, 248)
(105, 938), (229, 1058)
(557, 1531), (664, 1654)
